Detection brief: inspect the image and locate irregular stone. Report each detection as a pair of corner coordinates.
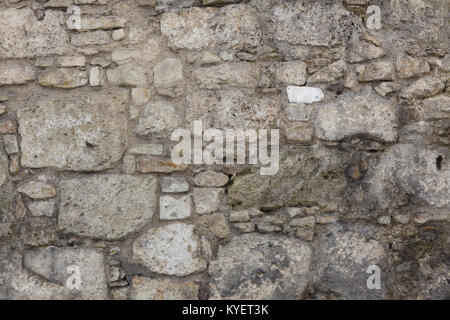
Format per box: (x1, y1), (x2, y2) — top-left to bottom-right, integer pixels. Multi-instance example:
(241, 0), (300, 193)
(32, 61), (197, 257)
(107, 63), (147, 86)
(192, 62), (258, 89)
(160, 195), (192, 220)
(229, 210), (251, 222)
(130, 277), (199, 300)
(419, 95), (450, 121)
(137, 158), (187, 173)
(314, 223), (387, 299)
(285, 125), (314, 144)
(58, 175), (158, 240)
(133, 223), (207, 276)
(284, 104), (312, 121)
(18, 89), (128, 171)
(21, 218), (59, 246)
(356, 61), (394, 82)
(366, 144), (449, 209)
(287, 86), (324, 104)
(135, 101), (181, 137)
(395, 55), (430, 79)
(111, 37), (161, 64)
(374, 82), (401, 96)
(112, 29), (125, 41)
(38, 68), (88, 89)
(122, 155), (136, 174)
(160, 5), (261, 51)
(89, 67), (103, 87)
(23, 247), (108, 299)
(347, 41), (385, 63)
(0, 9), (69, 58)
(194, 170), (229, 187)
(273, 1), (359, 46)
(71, 31), (110, 46)
(400, 77), (445, 99)
(3, 135), (19, 154)
(315, 90), (398, 142)
(308, 60), (347, 84)
(58, 56), (86, 67)
(17, 181), (56, 199)
(28, 200), (55, 217)
(275, 61), (307, 86)
(209, 233), (312, 299)
(161, 177), (189, 193)
(80, 16), (127, 31)
(9, 154), (20, 175)
(154, 58), (185, 97)
(0, 62), (35, 86)
(199, 213), (230, 239)
(187, 90), (279, 129)
(287, 207), (306, 218)
(35, 57), (54, 67)
(200, 52), (222, 65)
(193, 188), (223, 215)
(233, 222), (256, 233)
(0, 183), (13, 238)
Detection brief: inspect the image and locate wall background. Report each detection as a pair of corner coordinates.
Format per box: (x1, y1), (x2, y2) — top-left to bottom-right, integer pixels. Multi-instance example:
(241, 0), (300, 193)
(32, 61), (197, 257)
(0, 0), (448, 300)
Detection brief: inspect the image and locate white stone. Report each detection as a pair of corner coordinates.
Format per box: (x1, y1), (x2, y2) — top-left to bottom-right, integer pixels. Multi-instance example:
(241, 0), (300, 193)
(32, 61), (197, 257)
(28, 200), (55, 217)
(112, 28), (125, 41)
(161, 177), (189, 193)
(287, 86), (324, 104)
(89, 67), (103, 86)
(160, 195), (192, 220)
(193, 188), (223, 215)
(153, 58), (185, 98)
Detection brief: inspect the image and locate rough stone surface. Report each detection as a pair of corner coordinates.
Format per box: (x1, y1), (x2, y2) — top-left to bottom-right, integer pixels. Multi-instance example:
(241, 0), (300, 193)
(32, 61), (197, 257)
(58, 175), (158, 240)
(131, 277), (199, 300)
(133, 223), (207, 276)
(209, 233), (312, 299)
(160, 195), (192, 220)
(194, 170), (229, 187)
(193, 188), (223, 215)
(192, 63), (258, 89)
(154, 58), (185, 98)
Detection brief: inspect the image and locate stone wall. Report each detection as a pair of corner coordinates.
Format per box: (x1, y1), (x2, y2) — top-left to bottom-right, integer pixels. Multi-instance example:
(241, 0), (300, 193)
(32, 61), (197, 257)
(0, 0), (449, 300)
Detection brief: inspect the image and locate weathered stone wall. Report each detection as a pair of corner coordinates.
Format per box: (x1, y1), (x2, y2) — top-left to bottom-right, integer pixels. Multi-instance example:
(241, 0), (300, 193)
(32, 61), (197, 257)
(0, 0), (448, 300)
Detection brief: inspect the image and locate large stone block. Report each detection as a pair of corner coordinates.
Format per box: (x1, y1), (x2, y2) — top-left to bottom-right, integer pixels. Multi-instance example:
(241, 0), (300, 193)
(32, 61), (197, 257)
(17, 89), (128, 171)
(160, 5), (261, 50)
(209, 233), (312, 299)
(58, 175), (158, 240)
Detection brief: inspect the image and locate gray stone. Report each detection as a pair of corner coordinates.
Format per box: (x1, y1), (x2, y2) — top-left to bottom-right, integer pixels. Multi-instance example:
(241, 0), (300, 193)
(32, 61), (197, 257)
(161, 177), (189, 193)
(58, 175), (158, 240)
(80, 16), (127, 31)
(71, 31), (110, 46)
(154, 58), (185, 98)
(18, 89), (128, 171)
(347, 40), (385, 63)
(23, 247), (108, 300)
(209, 233), (312, 299)
(3, 135), (19, 155)
(160, 195), (192, 220)
(419, 95), (450, 121)
(131, 88), (151, 105)
(17, 181), (56, 200)
(356, 61), (394, 82)
(229, 210), (251, 222)
(0, 62), (35, 86)
(395, 55), (430, 79)
(130, 277), (199, 300)
(192, 62), (258, 89)
(275, 61), (307, 86)
(285, 125), (314, 144)
(160, 5), (261, 51)
(38, 68), (88, 89)
(199, 213), (230, 239)
(135, 101), (181, 137)
(28, 200), (55, 217)
(194, 170), (229, 187)
(308, 60), (347, 84)
(400, 77), (445, 99)
(137, 158), (187, 173)
(122, 155), (136, 174)
(193, 188), (223, 215)
(129, 144), (164, 156)
(284, 104), (312, 121)
(315, 90), (398, 142)
(133, 223), (207, 276)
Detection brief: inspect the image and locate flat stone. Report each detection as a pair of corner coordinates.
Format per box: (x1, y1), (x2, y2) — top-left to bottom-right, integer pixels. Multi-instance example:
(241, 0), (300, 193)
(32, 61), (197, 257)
(229, 210), (251, 222)
(38, 68), (88, 89)
(131, 88), (151, 105)
(129, 144), (164, 156)
(58, 56), (86, 67)
(209, 233), (312, 299)
(28, 200), (55, 217)
(400, 77), (445, 99)
(192, 62), (258, 89)
(0, 62), (35, 85)
(308, 60), (347, 84)
(287, 86), (324, 104)
(200, 52), (222, 65)
(285, 125), (314, 144)
(89, 67), (103, 87)
(58, 175), (158, 240)
(374, 82), (401, 96)
(3, 135), (19, 155)
(395, 55), (430, 79)
(137, 158), (187, 173)
(122, 155), (136, 174)
(111, 37), (161, 64)
(18, 89), (128, 171)
(275, 61), (307, 86)
(161, 177), (189, 193)
(0, 9), (69, 58)
(23, 247), (108, 299)
(130, 277), (199, 300)
(133, 223), (207, 276)
(154, 58), (185, 98)
(71, 31), (111, 46)
(160, 195), (192, 220)
(315, 90), (398, 142)
(17, 181), (56, 199)
(356, 61), (394, 82)
(419, 95), (450, 121)
(194, 170), (229, 187)
(347, 40), (385, 63)
(135, 101), (181, 137)
(199, 213), (230, 239)
(80, 16), (127, 31)
(160, 5), (261, 51)
(193, 188), (223, 215)
(284, 104), (312, 121)
(107, 63), (147, 87)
